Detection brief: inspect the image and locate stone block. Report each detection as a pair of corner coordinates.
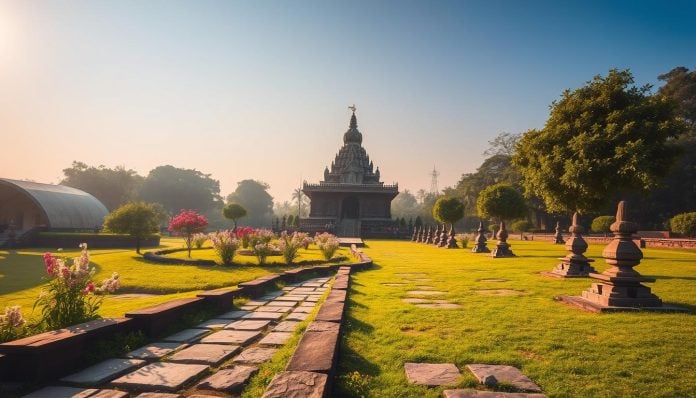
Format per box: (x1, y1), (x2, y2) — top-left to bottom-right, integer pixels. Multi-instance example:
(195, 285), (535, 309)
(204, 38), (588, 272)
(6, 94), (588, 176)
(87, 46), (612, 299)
(286, 328), (339, 374)
(404, 362), (461, 386)
(443, 390), (548, 398)
(21, 386), (98, 398)
(110, 362), (209, 391)
(200, 330), (261, 346)
(256, 306), (293, 313)
(267, 300), (298, 307)
(126, 342), (188, 360)
(286, 312), (309, 321)
(258, 332), (293, 346)
(466, 364), (541, 392)
(314, 300), (344, 323)
(61, 358), (146, 385)
(273, 321), (301, 332)
(217, 310), (251, 319)
(195, 365), (258, 393)
(241, 312), (284, 321)
(134, 393), (182, 398)
(306, 321), (340, 333)
(276, 295), (307, 301)
(261, 371), (328, 398)
(195, 319), (231, 329)
(125, 298), (205, 337)
(167, 344), (240, 365)
(327, 290), (347, 302)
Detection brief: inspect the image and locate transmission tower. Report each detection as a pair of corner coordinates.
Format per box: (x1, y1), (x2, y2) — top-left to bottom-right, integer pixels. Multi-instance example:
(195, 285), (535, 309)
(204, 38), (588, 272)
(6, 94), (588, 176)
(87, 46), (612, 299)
(429, 165), (440, 195)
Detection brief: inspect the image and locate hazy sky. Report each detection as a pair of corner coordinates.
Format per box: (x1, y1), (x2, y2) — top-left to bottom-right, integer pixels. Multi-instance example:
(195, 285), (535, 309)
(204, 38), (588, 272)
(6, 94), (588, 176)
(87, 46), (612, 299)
(1, 1), (695, 203)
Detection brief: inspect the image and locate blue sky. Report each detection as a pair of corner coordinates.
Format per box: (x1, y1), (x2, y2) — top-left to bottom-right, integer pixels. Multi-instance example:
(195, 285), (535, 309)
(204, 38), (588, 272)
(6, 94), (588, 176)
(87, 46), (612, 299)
(1, 0), (695, 203)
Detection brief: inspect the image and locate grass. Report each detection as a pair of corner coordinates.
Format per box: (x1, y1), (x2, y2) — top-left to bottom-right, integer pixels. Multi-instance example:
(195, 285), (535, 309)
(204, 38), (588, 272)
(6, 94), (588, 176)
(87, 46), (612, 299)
(335, 239), (696, 398)
(0, 237), (347, 323)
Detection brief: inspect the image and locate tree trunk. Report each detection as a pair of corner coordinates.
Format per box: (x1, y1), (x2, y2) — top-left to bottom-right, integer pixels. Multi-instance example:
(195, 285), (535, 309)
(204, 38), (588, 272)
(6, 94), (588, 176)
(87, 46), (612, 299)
(136, 238), (141, 254)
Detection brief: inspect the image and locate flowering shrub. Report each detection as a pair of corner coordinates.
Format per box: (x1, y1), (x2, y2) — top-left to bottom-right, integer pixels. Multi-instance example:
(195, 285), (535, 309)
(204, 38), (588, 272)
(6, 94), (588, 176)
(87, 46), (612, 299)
(315, 232), (340, 261)
(209, 230), (240, 265)
(277, 231), (304, 265)
(36, 244), (120, 330)
(248, 229), (275, 248)
(253, 242), (277, 265)
(236, 226), (255, 248)
(192, 233), (208, 249)
(295, 232), (312, 249)
(0, 306), (26, 342)
(169, 209), (208, 257)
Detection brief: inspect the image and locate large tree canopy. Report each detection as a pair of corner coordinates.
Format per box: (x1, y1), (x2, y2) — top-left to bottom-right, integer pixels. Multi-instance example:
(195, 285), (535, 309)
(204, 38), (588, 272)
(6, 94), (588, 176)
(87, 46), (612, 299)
(61, 161), (143, 211)
(226, 180), (274, 227)
(512, 69), (685, 214)
(476, 183), (527, 221)
(432, 197), (465, 225)
(139, 165), (222, 214)
(103, 202), (162, 253)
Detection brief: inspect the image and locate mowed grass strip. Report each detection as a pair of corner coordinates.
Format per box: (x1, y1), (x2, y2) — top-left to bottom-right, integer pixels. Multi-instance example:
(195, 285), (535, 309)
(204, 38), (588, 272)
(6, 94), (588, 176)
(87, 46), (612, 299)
(335, 239), (696, 397)
(0, 237), (347, 323)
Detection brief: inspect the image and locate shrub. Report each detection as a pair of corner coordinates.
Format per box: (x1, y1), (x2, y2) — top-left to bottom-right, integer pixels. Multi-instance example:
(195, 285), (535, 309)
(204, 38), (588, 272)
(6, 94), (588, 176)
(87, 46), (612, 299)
(0, 306), (26, 342)
(236, 226), (254, 248)
(591, 216), (615, 234)
(511, 220), (533, 233)
(277, 231), (303, 265)
(208, 230), (239, 265)
(669, 212), (696, 237)
(169, 209), (208, 257)
(192, 233), (208, 249)
(455, 234), (470, 248)
(253, 242), (276, 265)
(36, 244), (120, 330)
(315, 232), (340, 261)
(248, 229), (275, 248)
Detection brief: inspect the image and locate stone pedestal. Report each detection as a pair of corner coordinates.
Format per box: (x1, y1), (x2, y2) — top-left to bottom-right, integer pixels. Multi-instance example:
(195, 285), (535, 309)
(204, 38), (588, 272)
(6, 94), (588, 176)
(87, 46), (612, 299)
(419, 226), (426, 243)
(544, 213), (596, 278)
(433, 224), (442, 246)
(491, 221), (514, 258)
(558, 201), (666, 312)
(447, 225), (458, 249)
(425, 225), (433, 244)
(438, 224), (448, 248)
(472, 220), (490, 253)
(553, 221), (565, 244)
(411, 226), (418, 242)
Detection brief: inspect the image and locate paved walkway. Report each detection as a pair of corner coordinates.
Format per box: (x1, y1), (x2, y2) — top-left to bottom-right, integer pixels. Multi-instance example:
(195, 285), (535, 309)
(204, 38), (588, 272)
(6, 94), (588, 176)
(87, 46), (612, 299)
(23, 277), (333, 398)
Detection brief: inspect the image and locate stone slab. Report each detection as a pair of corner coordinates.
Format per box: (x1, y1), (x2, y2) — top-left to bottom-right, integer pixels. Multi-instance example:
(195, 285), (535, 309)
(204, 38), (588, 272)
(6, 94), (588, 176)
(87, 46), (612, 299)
(404, 362), (461, 386)
(443, 390), (548, 398)
(134, 393), (182, 398)
(261, 371), (328, 398)
(167, 343), (240, 365)
(302, 282), (323, 287)
(268, 300), (298, 307)
(241, 312), (285, 321)
(314, 300), (344, 322)
(259, 332), (293, 346)
(555, 295), (689, 313)
(200, 330), (261, 346)
(195, 319), (231, 329)
(406, 290), (447, 295)
(402, 298), (431, 304)
(86, 390), (129, 398)
(256, 306), (293, 313)
(224, 319), (271, 331)
(61, 358), (147, 385)
(259, 291), (284, 300)
(245, 300), (269, 306)
(291, 306), (313, 313)
(110, 362), (208, 392)
(293, 288), (317, 294)
(126, 342), (188, 360)
(218, 310), (252, 319)
(286, 312), (309, 321)
(306, 321), (340, 333)
(233, 347), (278, 364)
(299, 302), (316, 308)
(240, 305), (259, 311)
(466, 364), (541, 392)
(275, 295), (307, 301)
(162, 328), (209, 343)
(195, 365), (258, 393)
(305, 296), (321, 302)
(22, 386), (98, 398)
(273, 321), (301, 332)
(474, 289), (525, 296)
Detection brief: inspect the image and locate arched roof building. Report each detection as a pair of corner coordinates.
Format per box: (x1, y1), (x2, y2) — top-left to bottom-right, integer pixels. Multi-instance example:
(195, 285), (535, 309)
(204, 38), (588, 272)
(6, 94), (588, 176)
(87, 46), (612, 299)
(0, 178), (108, 232)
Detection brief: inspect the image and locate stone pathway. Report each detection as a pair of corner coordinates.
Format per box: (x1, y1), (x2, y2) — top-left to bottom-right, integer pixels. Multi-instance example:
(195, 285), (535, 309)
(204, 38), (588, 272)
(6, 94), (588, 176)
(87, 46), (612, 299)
(29, 276), (333, 398)
(382, 273), (462, 309)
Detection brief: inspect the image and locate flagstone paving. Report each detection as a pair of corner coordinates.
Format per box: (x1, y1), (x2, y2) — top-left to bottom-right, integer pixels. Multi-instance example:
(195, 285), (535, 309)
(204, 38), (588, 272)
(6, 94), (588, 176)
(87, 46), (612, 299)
(21, 276), (332, 398)
(404, 362), (461, 386)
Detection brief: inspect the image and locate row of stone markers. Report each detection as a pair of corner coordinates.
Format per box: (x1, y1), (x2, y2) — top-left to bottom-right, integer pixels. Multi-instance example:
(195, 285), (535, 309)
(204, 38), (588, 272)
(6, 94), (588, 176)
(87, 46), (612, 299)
(20, 275), (336, 398)
(412, 224), (458, 248)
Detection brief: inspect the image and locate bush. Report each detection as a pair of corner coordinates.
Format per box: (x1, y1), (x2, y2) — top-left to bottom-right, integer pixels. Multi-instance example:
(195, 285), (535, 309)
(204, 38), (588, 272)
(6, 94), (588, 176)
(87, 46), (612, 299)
(36, 244), (120, 330)
(192, 233), (208, 249)
(315, 232), (340, 260)
(669, 212), (696, 237)
(0, 306), (26, 342)
(591, 216), (615, 233)
(511, 220), (533, 233)
(253, 242), (276, 265)
(277, 231), (303, 265)
(208, 231), (239, 265)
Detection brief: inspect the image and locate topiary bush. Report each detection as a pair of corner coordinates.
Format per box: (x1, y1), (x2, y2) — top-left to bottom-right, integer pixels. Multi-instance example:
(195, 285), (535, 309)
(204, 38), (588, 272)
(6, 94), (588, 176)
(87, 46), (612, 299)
(591, 216), (615, 234)
(668, 212), (696, 237)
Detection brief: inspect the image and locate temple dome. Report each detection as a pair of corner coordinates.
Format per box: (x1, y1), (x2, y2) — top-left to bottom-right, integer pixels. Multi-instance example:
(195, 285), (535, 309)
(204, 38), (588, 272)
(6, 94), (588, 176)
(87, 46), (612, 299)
(343, 112), (363, 144)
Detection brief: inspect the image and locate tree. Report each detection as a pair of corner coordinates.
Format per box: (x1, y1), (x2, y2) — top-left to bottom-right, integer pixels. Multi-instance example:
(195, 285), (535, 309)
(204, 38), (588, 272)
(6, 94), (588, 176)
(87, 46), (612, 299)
(226, 180), (274, 227)
(658, 67), (696, 129)
(591, 216), (615, 234)
(223, 203), (247, 233)
(139, 165), (222, 214)
(432, 197), (465, 227)
(168, 209), (208, 258)
(103, 202), (161, 253)
(669, 212), (696, 237)
(476, 183), (527, 221)
(292, 188), (310, 218)
(391, 190), (420, 219)
(61, 161), (143, 210)
(513, 69), (685, 214)
(511, 220), (532, 239)
(483, 132), (522, 157)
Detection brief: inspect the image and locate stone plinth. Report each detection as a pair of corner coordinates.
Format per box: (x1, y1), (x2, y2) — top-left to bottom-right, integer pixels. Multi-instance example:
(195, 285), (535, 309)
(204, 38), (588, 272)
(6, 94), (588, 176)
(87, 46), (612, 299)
(491, 221), (514, 258)
(447, 225), (458, 249)
(543, 212), (596, 278)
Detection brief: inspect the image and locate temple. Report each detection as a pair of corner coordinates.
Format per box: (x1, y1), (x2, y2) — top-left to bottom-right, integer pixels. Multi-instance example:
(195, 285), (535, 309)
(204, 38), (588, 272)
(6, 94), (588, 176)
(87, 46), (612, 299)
(301, 108), (399, 237)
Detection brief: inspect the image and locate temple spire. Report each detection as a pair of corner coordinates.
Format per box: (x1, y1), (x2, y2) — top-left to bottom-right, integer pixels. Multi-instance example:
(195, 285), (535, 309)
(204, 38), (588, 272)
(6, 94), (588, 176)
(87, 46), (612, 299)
(349, 104), (357, 129)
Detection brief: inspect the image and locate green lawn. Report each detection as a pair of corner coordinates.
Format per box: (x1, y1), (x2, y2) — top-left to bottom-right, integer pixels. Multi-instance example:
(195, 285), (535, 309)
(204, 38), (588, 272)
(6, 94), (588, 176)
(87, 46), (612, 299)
(335, 239), (696, 398)
(0, 238), (347, 322)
